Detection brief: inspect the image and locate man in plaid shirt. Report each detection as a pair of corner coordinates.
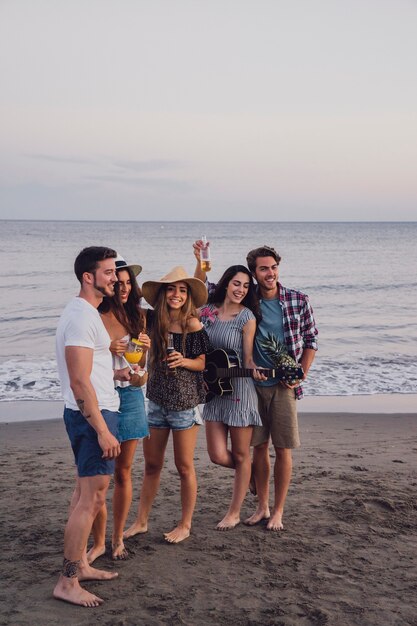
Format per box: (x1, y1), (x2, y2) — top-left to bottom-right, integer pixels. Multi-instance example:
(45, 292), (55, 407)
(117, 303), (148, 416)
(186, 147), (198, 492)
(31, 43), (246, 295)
(243, 245), (318, 531)
(194, 242), (318, 532)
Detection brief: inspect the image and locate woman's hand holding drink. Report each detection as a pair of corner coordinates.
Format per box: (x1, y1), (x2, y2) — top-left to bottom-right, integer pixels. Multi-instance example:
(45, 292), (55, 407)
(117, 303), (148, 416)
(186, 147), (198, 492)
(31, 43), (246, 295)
(137, 332), (151, 352)
(166, 332), (180, 375)
(111, 338), (129, 357)
(167, 350), (184, 370)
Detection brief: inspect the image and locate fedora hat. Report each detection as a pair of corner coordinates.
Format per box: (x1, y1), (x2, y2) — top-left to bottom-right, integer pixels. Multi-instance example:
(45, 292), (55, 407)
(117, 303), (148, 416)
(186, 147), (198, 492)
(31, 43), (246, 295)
(142, 266), (208, 308)
(115, 254), (142, 277)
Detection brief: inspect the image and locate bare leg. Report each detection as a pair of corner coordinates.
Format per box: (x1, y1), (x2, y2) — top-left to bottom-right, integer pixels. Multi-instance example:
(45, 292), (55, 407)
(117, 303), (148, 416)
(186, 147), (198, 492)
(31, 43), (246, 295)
(124, 428), (169, 538)
(87, 504), (107, 564)
(68, 479), (81, 514)
(205, 421), (234, 468)
(53, 474), (116, 607)
(267, 447), (292, 531)
(249, 461), (257, 495)
(244, 441), (271, 525)
(64, 479), (118, 583)
(112, 439), (138, 558)
(164, 425), (199, 543)
(217, 426), (253, 530)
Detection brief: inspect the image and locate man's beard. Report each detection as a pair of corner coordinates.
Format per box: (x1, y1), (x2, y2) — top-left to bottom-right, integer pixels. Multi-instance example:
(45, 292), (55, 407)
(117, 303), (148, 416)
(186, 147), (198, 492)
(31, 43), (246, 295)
(93, 275), (114, 297)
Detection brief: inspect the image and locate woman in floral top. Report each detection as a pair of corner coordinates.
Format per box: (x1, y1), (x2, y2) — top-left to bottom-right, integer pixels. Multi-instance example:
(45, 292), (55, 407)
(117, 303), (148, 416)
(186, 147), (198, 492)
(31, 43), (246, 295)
(124, 267), (210, 544)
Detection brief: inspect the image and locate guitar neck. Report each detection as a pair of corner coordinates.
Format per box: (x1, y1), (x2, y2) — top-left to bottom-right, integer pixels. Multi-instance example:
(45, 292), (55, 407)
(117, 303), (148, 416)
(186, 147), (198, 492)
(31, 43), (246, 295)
(214, 367), (275, 379)
(214, 365), (304, 379)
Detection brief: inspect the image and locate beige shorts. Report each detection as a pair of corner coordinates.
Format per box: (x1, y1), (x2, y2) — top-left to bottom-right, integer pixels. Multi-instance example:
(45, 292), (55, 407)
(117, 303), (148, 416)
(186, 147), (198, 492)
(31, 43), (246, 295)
(251, 384), (300, 449)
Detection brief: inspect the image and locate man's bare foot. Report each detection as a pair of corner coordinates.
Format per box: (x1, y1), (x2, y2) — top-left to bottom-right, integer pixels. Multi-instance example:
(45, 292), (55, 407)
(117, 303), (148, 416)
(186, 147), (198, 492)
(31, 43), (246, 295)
(86, 544), (106, 565)
(53, 575), (104, 607)
(216, 513), (240, 530)
(112, 540), (129, 560)
(123, 522), (148, 539)
(164, 524), (191, 544)
(243, 506), (271, 526)
(78, 563), (118, 581)
(266, 510), (284, 531)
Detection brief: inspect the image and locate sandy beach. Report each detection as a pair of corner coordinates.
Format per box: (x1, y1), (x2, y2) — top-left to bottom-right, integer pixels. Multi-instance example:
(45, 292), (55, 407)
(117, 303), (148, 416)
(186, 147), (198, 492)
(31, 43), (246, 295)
(1, 405), (416, 626)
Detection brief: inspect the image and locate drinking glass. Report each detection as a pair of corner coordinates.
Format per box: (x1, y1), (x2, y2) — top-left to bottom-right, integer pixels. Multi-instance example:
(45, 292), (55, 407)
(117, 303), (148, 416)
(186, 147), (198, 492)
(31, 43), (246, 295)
(124, 338), (144, 364)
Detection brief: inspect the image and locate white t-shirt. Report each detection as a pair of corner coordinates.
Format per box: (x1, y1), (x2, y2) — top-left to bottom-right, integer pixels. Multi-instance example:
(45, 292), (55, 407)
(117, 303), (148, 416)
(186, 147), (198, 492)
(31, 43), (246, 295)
(56, 297), (120, 411)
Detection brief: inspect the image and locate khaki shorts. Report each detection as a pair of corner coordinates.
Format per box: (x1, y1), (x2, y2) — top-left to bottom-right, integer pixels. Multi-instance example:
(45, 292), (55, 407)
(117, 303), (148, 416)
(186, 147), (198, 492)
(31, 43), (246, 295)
(251, 384), (300, 449)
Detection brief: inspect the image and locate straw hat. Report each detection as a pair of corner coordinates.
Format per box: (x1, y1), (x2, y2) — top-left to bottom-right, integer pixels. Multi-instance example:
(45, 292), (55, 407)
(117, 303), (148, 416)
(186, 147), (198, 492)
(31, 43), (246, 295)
(115, 254), (142, 277)
(142, 266), (208, 308)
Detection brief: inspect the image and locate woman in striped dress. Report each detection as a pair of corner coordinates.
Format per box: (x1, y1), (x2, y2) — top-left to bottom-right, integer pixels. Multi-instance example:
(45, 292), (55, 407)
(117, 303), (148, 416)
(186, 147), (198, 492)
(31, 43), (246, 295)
(200, 265), (262, 530)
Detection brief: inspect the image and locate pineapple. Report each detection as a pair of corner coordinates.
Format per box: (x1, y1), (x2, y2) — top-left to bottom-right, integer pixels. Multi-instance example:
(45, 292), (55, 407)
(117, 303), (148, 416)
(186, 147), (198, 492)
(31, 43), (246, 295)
(258, 333), (303, 384)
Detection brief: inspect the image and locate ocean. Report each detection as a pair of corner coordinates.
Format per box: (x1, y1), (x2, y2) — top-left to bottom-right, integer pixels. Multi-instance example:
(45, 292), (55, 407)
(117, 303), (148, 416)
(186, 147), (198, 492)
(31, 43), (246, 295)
(1, 220), (416, 402)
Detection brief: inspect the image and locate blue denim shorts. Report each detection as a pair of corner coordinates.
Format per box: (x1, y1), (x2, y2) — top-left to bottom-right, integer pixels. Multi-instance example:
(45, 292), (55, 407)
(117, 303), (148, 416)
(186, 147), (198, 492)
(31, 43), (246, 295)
(147, 400), (203, 431)
(117, 386), (149, 442)
(64, 408), (119, 477)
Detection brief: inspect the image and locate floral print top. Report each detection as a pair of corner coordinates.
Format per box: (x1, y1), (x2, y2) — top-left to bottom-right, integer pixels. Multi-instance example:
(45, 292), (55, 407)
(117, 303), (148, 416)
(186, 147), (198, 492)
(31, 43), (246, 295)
(146, 328), (211, 411)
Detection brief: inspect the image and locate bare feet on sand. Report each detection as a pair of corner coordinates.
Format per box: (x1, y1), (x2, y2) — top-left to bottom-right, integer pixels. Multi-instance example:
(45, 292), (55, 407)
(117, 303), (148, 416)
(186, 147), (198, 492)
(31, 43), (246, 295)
(112, 540), (129, 560)
(216, 514), (240, 530)
(266, 510), (284, 531)
(164, 524), (190, 544)
(78, 563), (118, 581)
(123, 522), (148, 539)
(86, 544), (106, 565)
(53, 576), (104, 608)
(243, 506), (271, 526)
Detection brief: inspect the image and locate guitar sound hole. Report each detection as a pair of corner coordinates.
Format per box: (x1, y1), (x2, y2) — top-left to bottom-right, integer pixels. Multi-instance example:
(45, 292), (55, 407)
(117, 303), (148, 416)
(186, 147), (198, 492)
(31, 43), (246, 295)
(204, 363), (218, 384)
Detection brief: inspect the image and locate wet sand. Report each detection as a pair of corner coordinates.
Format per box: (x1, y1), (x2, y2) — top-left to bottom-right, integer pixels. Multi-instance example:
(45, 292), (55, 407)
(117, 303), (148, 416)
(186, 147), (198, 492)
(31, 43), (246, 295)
(1, 408), (416, 625)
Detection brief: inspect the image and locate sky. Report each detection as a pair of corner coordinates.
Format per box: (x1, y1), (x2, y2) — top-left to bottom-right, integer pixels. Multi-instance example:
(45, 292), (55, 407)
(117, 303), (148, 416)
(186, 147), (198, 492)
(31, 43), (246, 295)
(1, 0), (417, 222)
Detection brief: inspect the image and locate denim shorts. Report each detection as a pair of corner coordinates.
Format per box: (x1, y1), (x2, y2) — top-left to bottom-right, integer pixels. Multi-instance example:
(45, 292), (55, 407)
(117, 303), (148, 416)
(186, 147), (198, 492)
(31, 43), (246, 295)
(147, 400), (203, 431)
(64, 408), (119, 477)
(117, 386), (149, 442)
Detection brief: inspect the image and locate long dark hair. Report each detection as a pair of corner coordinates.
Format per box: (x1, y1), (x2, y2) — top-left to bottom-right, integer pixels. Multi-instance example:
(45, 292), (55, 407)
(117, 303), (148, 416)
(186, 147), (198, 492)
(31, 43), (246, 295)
(208, 265), (261, 323)
(149, 283), (197, 369)
(99, 266), (145, 337)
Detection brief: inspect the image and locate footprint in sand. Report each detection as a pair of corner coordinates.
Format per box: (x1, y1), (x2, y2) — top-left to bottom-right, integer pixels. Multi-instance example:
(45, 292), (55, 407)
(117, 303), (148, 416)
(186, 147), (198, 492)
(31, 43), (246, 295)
(364, 498), (396, 513)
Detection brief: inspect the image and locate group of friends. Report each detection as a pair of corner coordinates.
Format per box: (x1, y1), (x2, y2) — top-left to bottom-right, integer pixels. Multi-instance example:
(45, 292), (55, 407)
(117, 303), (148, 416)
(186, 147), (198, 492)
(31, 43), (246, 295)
(53, 240), (318, 607)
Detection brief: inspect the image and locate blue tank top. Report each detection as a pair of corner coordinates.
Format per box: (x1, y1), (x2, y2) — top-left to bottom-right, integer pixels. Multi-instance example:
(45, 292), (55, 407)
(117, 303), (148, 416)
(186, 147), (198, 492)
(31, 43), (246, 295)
(254, 298), (284, 387)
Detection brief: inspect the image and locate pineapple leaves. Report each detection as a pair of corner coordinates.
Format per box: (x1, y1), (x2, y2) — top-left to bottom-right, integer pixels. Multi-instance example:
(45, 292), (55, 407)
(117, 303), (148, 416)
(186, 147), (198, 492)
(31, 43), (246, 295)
(258, 333), (302, 383)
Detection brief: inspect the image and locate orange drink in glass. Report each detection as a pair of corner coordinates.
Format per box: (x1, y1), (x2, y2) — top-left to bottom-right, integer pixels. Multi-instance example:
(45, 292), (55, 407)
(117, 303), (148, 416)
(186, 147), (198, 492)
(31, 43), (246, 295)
(124, 338), (144, 364)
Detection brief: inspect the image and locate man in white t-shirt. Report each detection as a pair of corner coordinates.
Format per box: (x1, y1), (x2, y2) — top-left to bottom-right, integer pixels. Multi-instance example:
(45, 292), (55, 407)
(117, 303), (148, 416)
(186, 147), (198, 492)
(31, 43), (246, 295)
(53, 246), (130, 608)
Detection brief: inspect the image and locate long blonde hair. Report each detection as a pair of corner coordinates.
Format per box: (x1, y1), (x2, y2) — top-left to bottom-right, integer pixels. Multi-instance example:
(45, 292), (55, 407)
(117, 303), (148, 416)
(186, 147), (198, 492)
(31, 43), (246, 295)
(149, 284), (197, 370)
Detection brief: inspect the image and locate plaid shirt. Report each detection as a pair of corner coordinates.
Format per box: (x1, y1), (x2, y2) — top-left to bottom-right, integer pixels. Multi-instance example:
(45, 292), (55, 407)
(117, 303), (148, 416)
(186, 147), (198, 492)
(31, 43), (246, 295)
(206, 280), (318, 399)
(268, 283), (318, 399)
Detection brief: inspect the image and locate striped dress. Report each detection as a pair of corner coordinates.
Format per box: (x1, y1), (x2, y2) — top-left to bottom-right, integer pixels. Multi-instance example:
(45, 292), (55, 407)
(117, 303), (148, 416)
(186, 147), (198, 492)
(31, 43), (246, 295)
(202, 304), (262, 427)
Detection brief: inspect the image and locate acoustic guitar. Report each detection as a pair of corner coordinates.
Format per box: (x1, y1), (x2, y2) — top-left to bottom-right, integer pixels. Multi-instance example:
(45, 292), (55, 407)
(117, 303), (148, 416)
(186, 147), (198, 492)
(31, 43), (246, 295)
(204, 348), (304, 402)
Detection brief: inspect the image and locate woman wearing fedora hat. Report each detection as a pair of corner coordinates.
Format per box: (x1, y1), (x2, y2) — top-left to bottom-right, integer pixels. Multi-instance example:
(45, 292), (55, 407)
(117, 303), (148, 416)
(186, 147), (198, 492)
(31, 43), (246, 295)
(87, 255), (151, 562)
(124, 267), (210, 544)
